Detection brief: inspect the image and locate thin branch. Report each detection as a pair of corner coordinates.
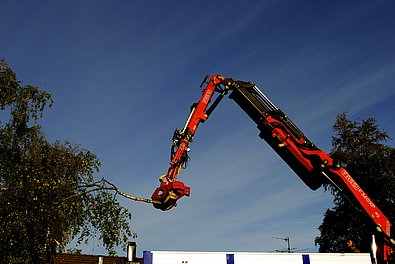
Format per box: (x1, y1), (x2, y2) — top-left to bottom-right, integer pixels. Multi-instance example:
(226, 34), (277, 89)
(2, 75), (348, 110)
(100, 178), (160, 204)
(63, 178), (160, 204)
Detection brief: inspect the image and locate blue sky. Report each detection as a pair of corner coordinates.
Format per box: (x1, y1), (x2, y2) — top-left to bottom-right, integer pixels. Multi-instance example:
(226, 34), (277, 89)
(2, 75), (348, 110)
(1, 0), (395, 256)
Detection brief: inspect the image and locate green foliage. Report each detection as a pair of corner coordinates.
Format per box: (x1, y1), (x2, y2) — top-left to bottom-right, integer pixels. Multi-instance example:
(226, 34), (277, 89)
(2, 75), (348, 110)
(315, 113), (395, 253)
(0, 60), (133, 263)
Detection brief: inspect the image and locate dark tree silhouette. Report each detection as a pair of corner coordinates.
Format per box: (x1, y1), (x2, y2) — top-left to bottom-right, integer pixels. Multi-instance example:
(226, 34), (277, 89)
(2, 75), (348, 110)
(315, 113), (395, 262)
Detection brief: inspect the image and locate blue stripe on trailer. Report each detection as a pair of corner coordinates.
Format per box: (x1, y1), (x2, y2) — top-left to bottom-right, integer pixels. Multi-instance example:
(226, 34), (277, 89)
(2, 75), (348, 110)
(302, 254), (310, 264)
(226, 253), (234, 264)
(143, 251), (153, 264)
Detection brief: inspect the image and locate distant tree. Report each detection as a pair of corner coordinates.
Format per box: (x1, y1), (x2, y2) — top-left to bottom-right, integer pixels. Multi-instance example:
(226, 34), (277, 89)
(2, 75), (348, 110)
(315, 113), (395, 255)
(0, 60), (134, 264)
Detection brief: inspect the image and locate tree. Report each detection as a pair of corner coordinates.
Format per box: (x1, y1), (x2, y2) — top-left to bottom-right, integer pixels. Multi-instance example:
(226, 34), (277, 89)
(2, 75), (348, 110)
(0, 60), (134, 263)
(315, 113), (395, 255)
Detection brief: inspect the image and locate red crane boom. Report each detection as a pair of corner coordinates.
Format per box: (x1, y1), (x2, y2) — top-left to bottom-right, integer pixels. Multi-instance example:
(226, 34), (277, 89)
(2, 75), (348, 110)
(151, 75), (394, 262)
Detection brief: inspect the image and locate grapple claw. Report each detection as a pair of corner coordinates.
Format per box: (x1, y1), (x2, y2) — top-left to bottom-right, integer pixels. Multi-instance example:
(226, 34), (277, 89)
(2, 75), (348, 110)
(151, 181), (190, 211)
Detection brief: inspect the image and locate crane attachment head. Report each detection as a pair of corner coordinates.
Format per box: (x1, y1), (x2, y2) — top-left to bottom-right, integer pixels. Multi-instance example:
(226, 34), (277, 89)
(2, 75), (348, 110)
(151, 180), (190, 211)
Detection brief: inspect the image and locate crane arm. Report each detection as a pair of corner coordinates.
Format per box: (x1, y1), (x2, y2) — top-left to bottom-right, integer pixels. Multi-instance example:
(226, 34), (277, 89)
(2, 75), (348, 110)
(151, 75), (394, 261)
(224, 78), (394, 261)
(151, 75), (226, 211)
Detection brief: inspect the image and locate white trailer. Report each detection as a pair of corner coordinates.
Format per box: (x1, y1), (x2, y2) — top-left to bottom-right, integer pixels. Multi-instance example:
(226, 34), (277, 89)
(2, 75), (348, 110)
(142, 251), (372, 264)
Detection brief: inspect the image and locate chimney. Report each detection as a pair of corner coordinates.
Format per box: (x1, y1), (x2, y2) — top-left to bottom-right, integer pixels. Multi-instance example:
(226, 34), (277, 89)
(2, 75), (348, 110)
(127, 241), (140, 264)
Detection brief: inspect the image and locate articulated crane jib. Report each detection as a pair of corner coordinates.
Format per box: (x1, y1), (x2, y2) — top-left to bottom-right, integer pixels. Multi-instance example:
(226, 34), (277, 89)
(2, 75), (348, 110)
(150, 75), (395, 263)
